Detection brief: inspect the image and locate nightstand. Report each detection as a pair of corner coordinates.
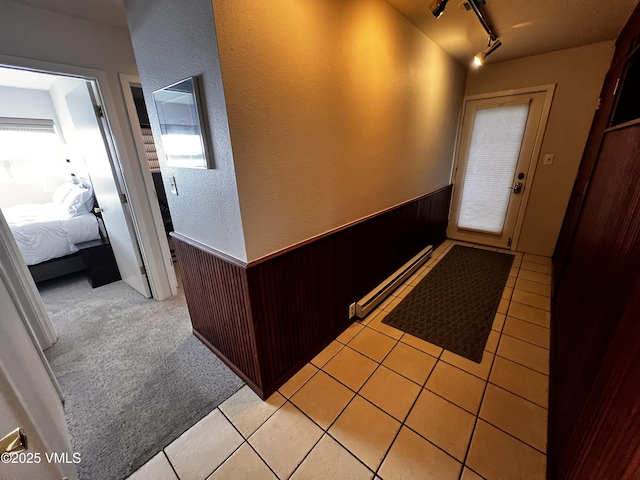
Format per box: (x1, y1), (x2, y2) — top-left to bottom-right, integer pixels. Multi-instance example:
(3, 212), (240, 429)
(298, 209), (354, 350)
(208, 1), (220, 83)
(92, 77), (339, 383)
(77, 239), (121, 288)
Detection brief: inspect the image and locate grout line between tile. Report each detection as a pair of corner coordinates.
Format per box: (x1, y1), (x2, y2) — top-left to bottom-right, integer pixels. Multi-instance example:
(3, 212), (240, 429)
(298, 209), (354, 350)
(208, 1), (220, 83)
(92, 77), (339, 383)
(243, 440), (280, 480)
(500, 331), (550, 351)
(474, 416), (548, 456)
(320, 309), (455, 475)
(475, 388), (549, 455)
(285, 399), (375, 479)
(379, 350), (437, 388)
(162, 450), (180, 480)
(202, 415), (248, 480)
(465, 465), (489, 479)
(423, 380), (484, 417)
(494, 351), (549, 376)
(504, 314), (551, 330)
(372, 341), (454, 477)
(486, 378), (549, 411)
(509, 300), (551, 314)
(514, 275), (552, 286)
(437, 356), (492, 382)
(456, 303), (507, 479)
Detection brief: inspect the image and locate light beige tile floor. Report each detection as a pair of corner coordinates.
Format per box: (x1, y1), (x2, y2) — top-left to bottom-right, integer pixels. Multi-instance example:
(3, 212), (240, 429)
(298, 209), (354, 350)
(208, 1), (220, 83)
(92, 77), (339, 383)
(127, 240), (550, 480)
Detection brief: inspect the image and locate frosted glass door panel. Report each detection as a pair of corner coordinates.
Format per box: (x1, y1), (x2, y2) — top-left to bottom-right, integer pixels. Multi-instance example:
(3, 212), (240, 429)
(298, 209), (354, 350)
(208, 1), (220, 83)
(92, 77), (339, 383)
(458, 104), (529, 234)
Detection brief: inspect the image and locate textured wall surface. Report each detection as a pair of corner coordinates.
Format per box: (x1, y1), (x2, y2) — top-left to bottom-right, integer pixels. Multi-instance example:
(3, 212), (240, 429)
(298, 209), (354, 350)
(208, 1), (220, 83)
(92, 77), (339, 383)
(465, 41), (614, 256)
(213, 0), (467, 261)
(124, 0), (247, 261)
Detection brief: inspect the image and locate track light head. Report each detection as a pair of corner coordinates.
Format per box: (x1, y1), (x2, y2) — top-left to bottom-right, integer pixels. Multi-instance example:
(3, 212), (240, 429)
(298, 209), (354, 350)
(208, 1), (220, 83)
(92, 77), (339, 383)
(429, 0), (449, 19)
(473, 38), (502, 66)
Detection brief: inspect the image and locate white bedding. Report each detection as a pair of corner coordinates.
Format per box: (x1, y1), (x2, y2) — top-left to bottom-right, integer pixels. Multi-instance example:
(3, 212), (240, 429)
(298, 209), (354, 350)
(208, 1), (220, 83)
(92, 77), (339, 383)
(4, 202), (101, 266)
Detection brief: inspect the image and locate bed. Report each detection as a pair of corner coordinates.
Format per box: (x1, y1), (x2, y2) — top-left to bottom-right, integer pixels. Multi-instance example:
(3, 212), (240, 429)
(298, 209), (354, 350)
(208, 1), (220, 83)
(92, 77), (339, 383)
(4, 181), (120, 286)
(4, 202), (102, 265)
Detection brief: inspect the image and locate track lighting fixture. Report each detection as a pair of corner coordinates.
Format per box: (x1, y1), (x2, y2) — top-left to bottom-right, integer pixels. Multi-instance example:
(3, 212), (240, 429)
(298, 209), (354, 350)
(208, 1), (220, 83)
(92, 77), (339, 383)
(473, 38), (502, 66)
(429, 0), (502, 64)
(429, 0), (449, 19)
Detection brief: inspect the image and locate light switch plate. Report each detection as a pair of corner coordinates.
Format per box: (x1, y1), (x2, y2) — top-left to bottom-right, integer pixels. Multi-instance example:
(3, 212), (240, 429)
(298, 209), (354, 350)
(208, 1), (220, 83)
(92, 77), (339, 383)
(543, 154), (554, 166)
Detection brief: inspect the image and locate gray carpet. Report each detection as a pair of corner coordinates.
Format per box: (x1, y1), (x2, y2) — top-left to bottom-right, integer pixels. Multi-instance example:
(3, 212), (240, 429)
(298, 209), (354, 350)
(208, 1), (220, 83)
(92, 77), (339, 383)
(382, 245), (514, 363)
(41, 273), (244, 480)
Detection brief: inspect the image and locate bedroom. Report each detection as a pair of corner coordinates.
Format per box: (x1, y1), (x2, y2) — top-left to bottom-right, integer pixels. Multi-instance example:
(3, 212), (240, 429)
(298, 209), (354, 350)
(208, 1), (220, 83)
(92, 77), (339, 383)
(0, 66), (152, 298)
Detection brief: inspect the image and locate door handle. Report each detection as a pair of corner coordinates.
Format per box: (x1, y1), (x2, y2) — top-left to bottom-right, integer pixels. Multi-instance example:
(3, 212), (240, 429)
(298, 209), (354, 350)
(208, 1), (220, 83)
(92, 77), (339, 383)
(0, 428), (28, 455)
(513, 182), (523, 194)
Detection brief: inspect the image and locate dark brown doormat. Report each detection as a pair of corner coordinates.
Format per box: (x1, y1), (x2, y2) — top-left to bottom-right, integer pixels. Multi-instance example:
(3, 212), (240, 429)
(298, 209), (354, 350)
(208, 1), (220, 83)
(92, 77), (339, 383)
(382, 245), (514, 363)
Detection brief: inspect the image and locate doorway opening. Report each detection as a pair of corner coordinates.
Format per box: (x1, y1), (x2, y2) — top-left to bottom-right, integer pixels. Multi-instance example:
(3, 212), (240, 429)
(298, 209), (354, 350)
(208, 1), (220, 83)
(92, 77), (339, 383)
(129, 84), (176, 256)
(0, 65), (152, 297)
(448, 86), (554, 249)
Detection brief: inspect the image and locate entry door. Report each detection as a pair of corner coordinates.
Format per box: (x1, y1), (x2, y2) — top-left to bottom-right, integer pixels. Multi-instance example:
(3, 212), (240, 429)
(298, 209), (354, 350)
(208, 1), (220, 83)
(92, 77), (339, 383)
(448, 92), (547, 248)
(64, 82), (151, 297)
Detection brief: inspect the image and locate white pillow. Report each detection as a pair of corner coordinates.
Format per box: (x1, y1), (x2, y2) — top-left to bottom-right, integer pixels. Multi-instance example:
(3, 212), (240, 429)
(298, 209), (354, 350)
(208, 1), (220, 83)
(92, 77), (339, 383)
(59, 184), (94, 217)
(52, 182), (76, 206)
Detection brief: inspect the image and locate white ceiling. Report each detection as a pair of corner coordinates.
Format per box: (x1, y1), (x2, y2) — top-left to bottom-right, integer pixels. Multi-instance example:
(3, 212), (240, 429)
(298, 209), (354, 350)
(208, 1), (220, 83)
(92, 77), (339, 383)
(7, 0), (129, 29)
(0, 66), (58, 90)
(5, 0), (639, 66)
(385, 0), (638, 65)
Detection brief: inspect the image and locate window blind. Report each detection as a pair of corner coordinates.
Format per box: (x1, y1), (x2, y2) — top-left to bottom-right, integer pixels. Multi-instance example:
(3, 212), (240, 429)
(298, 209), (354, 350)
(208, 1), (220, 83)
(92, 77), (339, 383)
(0, 117), (56, 134)
(458, 104), (529, 235)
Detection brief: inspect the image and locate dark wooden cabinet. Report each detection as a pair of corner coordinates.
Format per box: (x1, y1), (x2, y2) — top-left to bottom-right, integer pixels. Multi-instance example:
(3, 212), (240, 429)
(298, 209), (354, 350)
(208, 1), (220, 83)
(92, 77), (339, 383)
(78, 239), (121, 288)
(553, 5), (640, 289)
(549, 3), (640, 478)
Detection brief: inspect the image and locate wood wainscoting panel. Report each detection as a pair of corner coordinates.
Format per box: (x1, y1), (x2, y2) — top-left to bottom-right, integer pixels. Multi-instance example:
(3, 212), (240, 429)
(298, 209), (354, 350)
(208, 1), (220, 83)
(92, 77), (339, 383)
(173, 238), (262, 391)
(173, 185), (452, 398)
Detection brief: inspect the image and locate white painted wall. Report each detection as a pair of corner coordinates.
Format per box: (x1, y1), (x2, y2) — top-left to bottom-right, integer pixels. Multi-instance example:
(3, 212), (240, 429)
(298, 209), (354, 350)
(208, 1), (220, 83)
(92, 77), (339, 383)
(0, 86), (68, 207)
(125, 0), (466, 263)
(0, 86), (61, 125)
(465, 41), (614, 256)
(213, 0), (467, 261)
(49, 78), (94, 182)
(124, 0), (247, 262)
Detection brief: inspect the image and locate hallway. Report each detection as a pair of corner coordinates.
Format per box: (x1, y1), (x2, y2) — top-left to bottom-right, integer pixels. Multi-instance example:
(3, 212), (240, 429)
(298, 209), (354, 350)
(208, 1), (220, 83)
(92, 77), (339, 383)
(127, 239), (550, 480)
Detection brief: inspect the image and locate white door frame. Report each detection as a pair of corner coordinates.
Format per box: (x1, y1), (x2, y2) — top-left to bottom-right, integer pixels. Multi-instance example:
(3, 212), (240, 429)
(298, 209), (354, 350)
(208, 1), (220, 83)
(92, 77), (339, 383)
(0, 54), (176, 304)
(449, 84), (555, 250)
(0, 225), (78, 478)
(0, 212), (61, 398)
(119, 73), (178, 298)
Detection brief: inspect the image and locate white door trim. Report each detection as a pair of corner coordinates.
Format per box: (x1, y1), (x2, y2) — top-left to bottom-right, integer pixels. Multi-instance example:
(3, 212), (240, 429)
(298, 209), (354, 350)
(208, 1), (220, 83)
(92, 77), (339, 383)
(119, 73), (178, 298)
(450, 84), (556, 250)
(0, 54), (177, 300)
(0, 253), (78, 479)
(0, 211), (63, 401)
(0, 210), (56, 351)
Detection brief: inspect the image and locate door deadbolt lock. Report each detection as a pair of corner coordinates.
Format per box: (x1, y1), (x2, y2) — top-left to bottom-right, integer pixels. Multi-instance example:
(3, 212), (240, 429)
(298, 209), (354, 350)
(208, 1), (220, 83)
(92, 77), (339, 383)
(1, 428), (28, 455)
(513, 182), (523, 194)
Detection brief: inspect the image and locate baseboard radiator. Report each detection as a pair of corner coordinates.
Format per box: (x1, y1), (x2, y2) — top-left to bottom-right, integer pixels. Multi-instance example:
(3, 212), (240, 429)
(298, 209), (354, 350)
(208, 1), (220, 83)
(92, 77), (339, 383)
(355, 245), (433, 319)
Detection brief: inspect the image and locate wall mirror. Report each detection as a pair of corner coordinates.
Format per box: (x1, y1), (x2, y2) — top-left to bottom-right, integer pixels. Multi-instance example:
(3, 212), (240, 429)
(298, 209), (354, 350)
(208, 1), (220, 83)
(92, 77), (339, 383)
(152, 76), (213, 169)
